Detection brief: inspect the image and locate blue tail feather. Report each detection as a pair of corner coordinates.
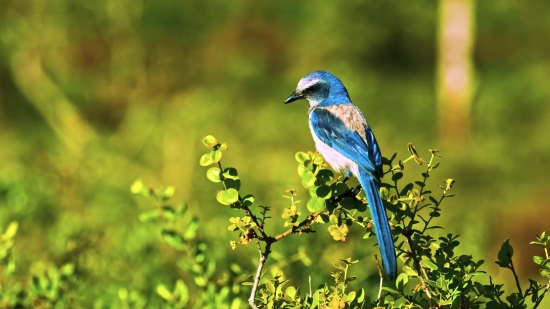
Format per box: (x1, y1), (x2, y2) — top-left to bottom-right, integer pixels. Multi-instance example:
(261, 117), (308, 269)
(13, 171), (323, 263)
(357, 169), (397, 280)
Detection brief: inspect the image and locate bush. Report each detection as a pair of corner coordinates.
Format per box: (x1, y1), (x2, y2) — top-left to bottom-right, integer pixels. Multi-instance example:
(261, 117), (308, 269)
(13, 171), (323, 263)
(1, 135), (548, 308)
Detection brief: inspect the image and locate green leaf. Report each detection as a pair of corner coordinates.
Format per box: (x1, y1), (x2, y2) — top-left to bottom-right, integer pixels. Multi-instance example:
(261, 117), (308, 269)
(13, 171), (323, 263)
(174, 280), (189, 304)
(331, 182), (349, 197)
(400, 183), (414, 197)
(218, 142), (228, 150)
(184, 217), (199, 240)
(297, 163), (306, 177)
(161, 186), (175, 201)
(533, 255), (545, 265)
(307, 196), (326, 212)
(242, 194), (254, 207)
(211, 150), (222, 163)
(316, 185), (332, 199)
(357, 288), (365, 303)
(496, 239), (513, 268)
(396, 273), (408, 288)
(4, 222), (18, 239)
(392, 172), (403, 181)
(60, 263), (75, 276)
(138, 210), (161, 223)
(216, 189), (239, 205)
(200, 150), (222, 166)
(403, 266), (418, 276)
(339, 197), (357, 210)
(206, 167), (221, 182)
(317, 169), (334, 184)
(161, 230), (185, 250)
(346, 291), (356, 302)
(295, 151), (310, 163)
(423, 260), (438, 271)
(312, 154), (324, 165)
(222, 167), (239, 180)
(156, 284), (173, 300)
(285, 286), (297, 298)
(302, 170), (316, 188)
(311, 290), (320, 308)
(130, 179), (149, 197)
(202, 135), (218, 148)
(380, 187), (390, 200)
(224, 179), (241, 190)
(199, 153), (213, 166)
(265, 280), (275, 293)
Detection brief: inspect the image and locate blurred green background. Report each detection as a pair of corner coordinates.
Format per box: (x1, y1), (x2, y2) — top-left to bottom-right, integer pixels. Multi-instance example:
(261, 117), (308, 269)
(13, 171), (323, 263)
(1, 0), (549, 306)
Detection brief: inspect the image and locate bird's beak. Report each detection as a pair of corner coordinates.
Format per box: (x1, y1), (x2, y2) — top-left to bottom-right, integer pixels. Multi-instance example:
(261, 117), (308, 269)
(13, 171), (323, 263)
(284, 91), (303, 104)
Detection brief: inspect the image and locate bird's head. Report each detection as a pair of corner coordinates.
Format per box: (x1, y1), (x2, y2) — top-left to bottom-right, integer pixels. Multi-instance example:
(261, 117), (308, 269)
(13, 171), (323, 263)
(284, 71), (351, 107)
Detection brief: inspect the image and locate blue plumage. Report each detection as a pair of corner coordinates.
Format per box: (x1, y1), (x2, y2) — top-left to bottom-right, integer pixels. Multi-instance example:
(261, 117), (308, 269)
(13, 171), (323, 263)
(285, 70), (397, 280)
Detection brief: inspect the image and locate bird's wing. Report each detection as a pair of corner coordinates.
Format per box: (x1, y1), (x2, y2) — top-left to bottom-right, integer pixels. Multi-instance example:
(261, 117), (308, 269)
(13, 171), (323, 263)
(310, 107), (382, 178)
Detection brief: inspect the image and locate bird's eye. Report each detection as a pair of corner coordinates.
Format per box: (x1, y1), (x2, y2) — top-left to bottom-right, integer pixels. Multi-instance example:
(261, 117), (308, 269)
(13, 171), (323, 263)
(304, 84), (319, 93)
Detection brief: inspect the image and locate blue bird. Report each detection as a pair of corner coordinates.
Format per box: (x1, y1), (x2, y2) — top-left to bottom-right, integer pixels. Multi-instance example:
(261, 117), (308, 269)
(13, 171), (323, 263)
(285, 70), (397, 280)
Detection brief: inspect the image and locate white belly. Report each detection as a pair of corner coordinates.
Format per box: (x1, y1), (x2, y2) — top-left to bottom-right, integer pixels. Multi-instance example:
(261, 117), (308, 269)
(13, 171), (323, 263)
(310, 128), (359, 177)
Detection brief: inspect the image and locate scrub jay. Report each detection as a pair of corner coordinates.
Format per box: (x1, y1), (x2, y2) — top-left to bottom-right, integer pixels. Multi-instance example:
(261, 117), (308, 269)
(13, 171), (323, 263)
(285, 70), (397, 280)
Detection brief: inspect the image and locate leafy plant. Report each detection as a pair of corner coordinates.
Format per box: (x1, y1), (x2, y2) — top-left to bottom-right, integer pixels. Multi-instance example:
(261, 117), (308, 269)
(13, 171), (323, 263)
(193, 135), (550, 308)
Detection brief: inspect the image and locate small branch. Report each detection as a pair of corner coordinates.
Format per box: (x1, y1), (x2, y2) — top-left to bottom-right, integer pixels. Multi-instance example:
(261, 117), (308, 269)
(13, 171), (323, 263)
(403, 229), (431, 299)
(274, 209), (325, 241)
(375, 254), (383, 300)
(533, 284), (550, 309)
(419, 192), (446, 234)
(243, 206), (268, 239)
(308, 276), (312, 298)
(249, 242), (271, 308)
(508, 254), (523, 298)
(383, 155), (416, 176)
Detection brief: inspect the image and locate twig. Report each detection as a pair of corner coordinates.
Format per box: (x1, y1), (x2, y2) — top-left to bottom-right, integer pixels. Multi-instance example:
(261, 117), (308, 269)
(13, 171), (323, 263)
(533, 284), (550, 309)
(274, 209), (325, 241)
(383, 155), (416, 176)
(403, 229), (432, 299)
(374, 254), (383, 300)
(249, 242), (270, 308)
(508, 254), (523, 298)
(308, 276), (312, 298)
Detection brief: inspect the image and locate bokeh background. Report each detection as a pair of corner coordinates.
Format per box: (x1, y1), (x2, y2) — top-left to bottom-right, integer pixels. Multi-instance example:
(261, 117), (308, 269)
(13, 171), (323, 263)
(1, 0), (549, 307)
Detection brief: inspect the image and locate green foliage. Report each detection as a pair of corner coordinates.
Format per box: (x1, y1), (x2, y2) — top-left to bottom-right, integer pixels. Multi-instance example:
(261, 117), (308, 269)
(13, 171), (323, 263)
(195, 136), (550, 308)
(130, 179), (244, 308)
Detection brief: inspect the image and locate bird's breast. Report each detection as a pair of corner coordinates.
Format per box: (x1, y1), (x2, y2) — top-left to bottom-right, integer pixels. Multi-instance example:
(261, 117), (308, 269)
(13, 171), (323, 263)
(309, 123), (359, 177)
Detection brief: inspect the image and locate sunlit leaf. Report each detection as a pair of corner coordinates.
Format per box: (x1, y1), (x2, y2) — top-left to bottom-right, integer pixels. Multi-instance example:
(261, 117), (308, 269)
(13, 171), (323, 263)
(216, 188), (239, 205)
(202, 135), (218, 148)
(307, 196), (325, 212)
(206, 167), (221, 182)
(161, 230), (186, 250)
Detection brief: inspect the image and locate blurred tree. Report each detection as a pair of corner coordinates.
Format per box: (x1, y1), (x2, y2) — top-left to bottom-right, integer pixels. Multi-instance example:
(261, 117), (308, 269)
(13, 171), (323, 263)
(437, 0), (475, 144)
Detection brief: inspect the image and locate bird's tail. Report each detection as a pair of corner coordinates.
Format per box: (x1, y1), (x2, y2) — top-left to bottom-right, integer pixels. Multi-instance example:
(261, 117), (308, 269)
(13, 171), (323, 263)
(357, 168), (397, 280)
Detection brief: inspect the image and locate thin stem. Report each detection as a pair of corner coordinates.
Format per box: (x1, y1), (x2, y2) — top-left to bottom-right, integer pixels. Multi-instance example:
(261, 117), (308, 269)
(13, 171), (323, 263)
(408, 152), (436, 229)
(533, 284), (550, 309)
(383, 155), (416, 176)
(249, 242), (271, 309)
(342, 264), (349, 294)
(420, 192), (446, 234)
(403, 229), (431, 300)
(508, 254), (523, 298)
(274, 208), (325, 241)
(374, 255), (383, 300)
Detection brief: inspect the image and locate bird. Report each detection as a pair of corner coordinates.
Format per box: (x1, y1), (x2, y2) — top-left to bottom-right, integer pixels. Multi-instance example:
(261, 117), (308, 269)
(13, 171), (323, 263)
(284, 70), (397, 280)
